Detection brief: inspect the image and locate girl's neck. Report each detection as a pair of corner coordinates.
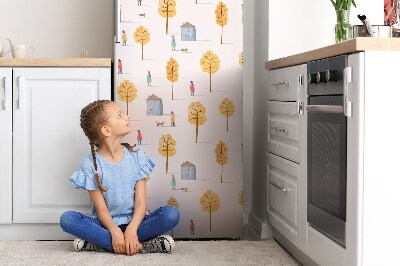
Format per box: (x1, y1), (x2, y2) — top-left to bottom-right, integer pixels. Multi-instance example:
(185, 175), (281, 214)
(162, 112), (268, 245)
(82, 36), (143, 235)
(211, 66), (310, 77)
(96, 140), (124, 163)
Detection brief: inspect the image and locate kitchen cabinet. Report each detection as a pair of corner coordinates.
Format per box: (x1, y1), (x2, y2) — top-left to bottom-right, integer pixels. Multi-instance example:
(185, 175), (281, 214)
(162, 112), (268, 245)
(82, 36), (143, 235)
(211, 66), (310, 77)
(266, 38), (400, 266)
(266, 64), (307, 252)
(0, 64), (111, 239)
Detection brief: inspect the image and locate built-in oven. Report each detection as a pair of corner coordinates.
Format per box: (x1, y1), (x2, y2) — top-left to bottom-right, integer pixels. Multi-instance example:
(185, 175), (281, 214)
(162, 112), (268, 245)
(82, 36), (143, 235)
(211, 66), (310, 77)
(306, 55), (348, 248)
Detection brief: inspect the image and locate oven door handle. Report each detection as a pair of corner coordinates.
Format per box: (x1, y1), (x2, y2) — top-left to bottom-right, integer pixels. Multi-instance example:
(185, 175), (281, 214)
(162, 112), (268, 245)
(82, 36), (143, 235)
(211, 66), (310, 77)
(306, 105), (343, 114)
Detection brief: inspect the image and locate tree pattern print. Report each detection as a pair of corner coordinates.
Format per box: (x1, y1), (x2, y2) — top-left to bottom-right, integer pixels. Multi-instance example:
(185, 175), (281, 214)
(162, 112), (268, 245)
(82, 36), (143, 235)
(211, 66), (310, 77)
(166, 58), (179, 100)
(167, 196), (179, 237)
(114, 1), (243, 238)
(116, 80), (137, 116)
(188, 102), (207, 143)
(158, 0), (177, 34)
(200, 189), (221, 231)
(219, 98), (235, 132)
(133, 25), (150, 60)
(200, 51), (220, 92)
(215, 141), (228, 183)
(158, 134), (177, 173)
(215, 2), (228, 44)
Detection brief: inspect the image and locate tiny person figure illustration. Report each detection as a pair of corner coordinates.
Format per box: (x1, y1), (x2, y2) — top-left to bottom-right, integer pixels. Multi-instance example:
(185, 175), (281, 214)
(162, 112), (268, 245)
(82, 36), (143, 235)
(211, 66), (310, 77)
(171, 35), (176, 51)
(170, 111), (175, 127)
(137, 130), (143, 145)
(147, 70), (152, 86)
(117, 59), (122, 74)
(122, 30), (127, 46)
(190, 220), (195, 235)
(137, 0), (142, 6)
(171, 174), (176, 190)
(189, 81), (195, 96)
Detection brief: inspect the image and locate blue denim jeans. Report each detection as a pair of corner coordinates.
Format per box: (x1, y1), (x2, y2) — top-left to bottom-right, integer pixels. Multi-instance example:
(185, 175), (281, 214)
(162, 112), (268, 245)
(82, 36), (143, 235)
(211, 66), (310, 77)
(60, 206), (179, 252)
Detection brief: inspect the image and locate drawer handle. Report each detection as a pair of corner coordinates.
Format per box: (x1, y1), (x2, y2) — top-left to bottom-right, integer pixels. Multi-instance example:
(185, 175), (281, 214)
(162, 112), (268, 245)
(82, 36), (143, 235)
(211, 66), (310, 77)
(270, 127), (288, 133)
(270, 181), (290, 192)
(272, 81), (289, 87)
(2, 77), (6, 110)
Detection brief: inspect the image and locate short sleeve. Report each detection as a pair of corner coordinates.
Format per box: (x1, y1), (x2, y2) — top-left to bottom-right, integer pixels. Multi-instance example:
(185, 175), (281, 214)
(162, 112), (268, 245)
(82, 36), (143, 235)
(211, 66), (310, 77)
(70, 159), (99, 191)
(134, 149), (156, 180)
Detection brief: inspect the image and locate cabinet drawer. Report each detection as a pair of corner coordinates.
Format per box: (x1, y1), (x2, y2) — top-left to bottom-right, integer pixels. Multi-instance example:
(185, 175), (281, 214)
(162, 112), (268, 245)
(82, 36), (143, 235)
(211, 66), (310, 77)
(267, 153), (299, 244)
(267, 101), (299, 163)
(266, 64), (306, 101)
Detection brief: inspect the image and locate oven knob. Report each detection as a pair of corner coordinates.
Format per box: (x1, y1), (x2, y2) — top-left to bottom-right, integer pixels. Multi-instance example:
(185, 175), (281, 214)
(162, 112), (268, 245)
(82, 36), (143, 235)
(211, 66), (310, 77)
(309, 72), (320, 84)
(319, 71), (329, 83)
(328, 70), (338, 82)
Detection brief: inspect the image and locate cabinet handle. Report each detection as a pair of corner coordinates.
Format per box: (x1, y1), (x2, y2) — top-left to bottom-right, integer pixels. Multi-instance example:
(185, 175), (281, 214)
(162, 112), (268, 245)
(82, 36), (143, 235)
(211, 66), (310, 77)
(272, 81), (289, 87)
(2, 77), (6, 110)
(17, 76), (23, 109)
(270, 127), (288, 133)
(269, 181), (290, 192)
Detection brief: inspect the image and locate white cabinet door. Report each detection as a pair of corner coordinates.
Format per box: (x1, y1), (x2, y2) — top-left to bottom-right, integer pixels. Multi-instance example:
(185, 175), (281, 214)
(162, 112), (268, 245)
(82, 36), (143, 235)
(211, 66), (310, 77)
(0, 68), (12, 224)
(13, 67), (111, 223)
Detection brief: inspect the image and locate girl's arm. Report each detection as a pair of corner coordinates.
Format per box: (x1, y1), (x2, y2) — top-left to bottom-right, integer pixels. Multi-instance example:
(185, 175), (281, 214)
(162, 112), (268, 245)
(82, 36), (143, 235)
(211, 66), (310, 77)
(89, 190), (125, 254)
(124, 179), (147, 255)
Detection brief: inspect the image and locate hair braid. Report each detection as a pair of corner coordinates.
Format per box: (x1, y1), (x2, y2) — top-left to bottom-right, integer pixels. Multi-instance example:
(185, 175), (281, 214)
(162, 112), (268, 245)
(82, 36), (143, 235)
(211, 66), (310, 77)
(90, 143), (107, 192)
(80, 100), (111, 192)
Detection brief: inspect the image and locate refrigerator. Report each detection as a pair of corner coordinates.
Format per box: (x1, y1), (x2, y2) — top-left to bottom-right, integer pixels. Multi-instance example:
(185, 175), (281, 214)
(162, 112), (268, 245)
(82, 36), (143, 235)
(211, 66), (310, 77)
(113, 0), (243, 238)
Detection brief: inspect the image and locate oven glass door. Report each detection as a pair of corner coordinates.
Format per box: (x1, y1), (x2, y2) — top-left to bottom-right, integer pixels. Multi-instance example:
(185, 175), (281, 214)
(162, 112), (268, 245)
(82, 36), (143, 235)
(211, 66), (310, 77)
(307, 96), (347, 247)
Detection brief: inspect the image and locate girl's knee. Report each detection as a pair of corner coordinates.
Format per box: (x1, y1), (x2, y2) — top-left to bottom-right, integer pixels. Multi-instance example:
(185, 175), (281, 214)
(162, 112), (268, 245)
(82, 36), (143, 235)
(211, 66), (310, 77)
(164, 206), (180, 226)
(60, 211), (79, 230)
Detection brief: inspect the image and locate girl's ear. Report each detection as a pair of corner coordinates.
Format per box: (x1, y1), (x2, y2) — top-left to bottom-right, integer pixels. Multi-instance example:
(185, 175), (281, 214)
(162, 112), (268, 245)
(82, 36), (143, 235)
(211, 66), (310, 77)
(101, 125), (111, 137)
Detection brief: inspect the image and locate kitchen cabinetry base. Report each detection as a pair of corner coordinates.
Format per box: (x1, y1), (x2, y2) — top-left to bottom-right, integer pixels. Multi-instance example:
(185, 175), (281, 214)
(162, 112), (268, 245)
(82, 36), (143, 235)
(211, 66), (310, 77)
(272, 228), (317, 266)
(0, 224), (73, 240)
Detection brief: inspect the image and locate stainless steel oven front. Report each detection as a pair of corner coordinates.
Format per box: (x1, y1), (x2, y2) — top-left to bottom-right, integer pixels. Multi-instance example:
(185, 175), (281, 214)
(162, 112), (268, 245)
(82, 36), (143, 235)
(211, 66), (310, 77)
(306, 55), (348, 248)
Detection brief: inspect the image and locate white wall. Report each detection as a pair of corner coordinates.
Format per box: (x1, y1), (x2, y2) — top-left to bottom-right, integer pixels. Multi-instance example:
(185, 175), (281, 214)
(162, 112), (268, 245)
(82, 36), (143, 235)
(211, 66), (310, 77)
(269, 0), (383, 60)
(0, 0), (114, 58)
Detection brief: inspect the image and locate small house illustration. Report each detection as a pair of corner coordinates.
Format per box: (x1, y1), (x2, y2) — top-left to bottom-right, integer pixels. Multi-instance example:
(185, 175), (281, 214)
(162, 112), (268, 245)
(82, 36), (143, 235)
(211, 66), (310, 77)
(146, 94), (163, 116)
(180, 22), (196, 41)
(181, 161), (196, 180)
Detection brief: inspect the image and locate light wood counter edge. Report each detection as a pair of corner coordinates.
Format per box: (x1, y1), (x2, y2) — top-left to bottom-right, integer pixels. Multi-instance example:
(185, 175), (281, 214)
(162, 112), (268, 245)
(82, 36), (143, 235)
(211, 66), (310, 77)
(265, 37), (400, 70)
(0, 58), (111, 67)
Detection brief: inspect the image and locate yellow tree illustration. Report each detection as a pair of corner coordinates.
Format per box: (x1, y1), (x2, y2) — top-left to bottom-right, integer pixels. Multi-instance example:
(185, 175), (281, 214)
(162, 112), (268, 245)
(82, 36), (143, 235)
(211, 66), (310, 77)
(158, 0), (177, 34)
(215, 2), (228, 44)
(166, 58), (179, 100)
(239, 52), (244, 66)
(158, 134), (177, 174)
(219, 98), (236, 132)
(215, 141), (228, 183)
(116, 80), (137, 116)
(133, 25), (150, 60)
(200, 51), (220, 92)
(167, 197), (179, 237)
(200, 189), (220, 231)
(188, 102), (207, 143)
(239, 191), (244, 205)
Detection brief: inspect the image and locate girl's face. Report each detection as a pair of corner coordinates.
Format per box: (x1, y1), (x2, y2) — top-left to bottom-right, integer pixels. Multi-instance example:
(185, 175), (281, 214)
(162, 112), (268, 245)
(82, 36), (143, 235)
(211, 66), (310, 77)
(102, 102), (131, 137)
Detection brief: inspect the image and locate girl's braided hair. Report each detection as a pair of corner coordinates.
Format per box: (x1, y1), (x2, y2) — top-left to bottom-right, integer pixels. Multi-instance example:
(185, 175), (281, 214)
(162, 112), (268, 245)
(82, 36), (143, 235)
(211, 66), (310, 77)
(80, 100), (135, 192)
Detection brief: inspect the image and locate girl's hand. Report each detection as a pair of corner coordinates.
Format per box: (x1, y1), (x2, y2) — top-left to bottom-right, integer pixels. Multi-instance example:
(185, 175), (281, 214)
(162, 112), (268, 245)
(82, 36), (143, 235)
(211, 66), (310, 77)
(124, 227), (142, 256)
(110, 227), (125, 254)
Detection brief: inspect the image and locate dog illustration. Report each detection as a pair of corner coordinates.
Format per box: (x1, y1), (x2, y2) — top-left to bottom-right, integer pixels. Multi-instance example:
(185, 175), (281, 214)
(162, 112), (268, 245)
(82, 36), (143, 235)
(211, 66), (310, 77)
(156, 121), (165, 127)
(181, 48), (189, 53)
(139, 13), (146, 17)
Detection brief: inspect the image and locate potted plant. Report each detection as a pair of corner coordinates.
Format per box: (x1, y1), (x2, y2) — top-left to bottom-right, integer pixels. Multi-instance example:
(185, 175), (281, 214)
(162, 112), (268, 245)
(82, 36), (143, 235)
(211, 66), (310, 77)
(331, 0), (357, 42)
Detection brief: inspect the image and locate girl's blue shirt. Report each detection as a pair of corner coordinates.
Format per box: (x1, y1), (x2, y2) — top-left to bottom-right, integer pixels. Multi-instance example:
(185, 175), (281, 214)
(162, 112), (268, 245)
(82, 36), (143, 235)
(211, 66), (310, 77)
(70, 146), (155, 226)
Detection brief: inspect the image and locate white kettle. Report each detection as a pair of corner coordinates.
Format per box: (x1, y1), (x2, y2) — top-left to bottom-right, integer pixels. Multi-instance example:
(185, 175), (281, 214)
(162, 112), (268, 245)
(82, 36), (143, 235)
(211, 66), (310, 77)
(0, 38), (12, 57)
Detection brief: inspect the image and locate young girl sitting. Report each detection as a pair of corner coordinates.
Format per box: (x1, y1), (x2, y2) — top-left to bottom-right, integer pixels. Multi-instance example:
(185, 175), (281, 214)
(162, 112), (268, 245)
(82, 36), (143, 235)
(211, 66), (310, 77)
(60, 100), (180, 256)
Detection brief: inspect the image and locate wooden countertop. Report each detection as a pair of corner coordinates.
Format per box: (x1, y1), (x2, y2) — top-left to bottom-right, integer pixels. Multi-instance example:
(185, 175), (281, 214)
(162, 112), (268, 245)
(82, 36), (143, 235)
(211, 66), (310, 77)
(0, 58), (111, 67)
(265, 37), (400, 70)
